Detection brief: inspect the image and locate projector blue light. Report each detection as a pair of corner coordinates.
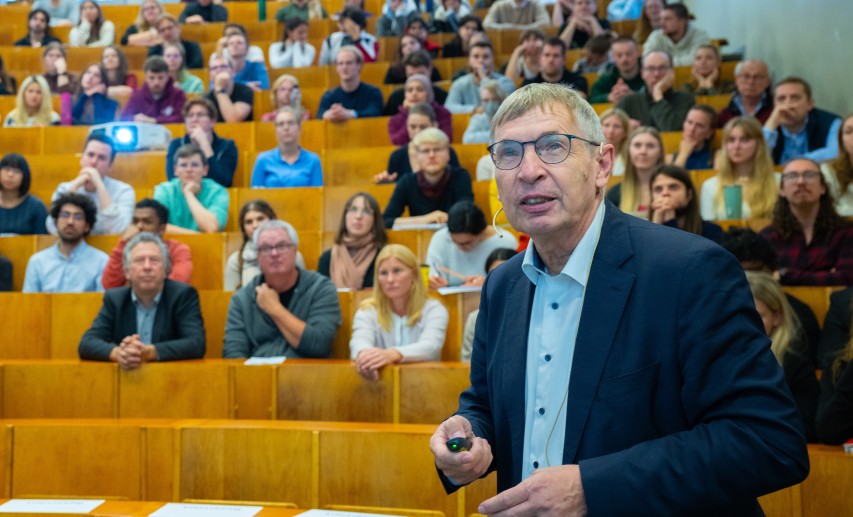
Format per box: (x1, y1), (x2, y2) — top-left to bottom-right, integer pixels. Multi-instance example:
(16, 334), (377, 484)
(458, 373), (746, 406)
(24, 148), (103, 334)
(88, 122), (172, 152)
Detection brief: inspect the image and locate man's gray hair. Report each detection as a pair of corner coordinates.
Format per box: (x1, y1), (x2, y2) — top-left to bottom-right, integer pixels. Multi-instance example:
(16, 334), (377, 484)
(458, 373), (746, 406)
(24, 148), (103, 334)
(490, 83), (605, 145)
(253, 219), (300, 248)
(123, 232), (172, 275)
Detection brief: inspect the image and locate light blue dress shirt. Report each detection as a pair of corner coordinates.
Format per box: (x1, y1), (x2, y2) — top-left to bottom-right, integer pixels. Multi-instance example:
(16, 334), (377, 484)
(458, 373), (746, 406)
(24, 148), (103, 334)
(250, 148), (323, 188)
(519, 200), (606, 481)
(23, 241), (108, 293)
(132, 290), (162, 345)
(763, 115), (841, 164)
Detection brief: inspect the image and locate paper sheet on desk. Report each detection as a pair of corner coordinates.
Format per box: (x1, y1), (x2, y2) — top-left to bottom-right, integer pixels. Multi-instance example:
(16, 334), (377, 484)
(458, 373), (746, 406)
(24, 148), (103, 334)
(297, 510), (404, 517)
(437, 285), (482, 295)
(391, 223), (444, 231)
(244, 356), (287, 365)
(0, 499), (105, 513)
(149, 502), (262, 516)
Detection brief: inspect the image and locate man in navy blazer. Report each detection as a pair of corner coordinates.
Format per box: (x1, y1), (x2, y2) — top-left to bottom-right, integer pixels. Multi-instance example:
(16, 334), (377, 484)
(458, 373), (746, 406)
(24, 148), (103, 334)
(79, 232), (205, 369)
(429, 83), (809, 515)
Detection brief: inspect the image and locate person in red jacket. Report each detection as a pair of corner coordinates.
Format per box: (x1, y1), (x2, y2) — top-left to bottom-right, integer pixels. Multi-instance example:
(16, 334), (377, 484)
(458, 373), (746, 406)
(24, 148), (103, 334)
(121, 56), (186, 124)
(102, 198), (192, 289)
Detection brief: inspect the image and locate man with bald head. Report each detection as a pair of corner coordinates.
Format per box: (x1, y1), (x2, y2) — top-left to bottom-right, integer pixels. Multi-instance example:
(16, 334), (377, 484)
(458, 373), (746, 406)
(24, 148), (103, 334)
(616, 50), (694, 131)
(429, 83), (807, 515)
(718, 59), (774, 127)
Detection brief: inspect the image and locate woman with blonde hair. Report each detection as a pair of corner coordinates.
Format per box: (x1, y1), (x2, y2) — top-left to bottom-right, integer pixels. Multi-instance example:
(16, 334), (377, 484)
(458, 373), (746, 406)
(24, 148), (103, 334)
(606, 126), (664, 216)
(121, 0), (163, 46)
(2, 75), (60, 127)
(633, 0), (665, 44)
(163, 43), (204, 94)
(261, 74), (309, 122)
(682, 44), (735, 96)
(599, 107), (630, 177)
(700, 116), (778, 220)
(349, 244), (448, 380)
(820, 113), (853, 216)
(746, 271), (818, 442)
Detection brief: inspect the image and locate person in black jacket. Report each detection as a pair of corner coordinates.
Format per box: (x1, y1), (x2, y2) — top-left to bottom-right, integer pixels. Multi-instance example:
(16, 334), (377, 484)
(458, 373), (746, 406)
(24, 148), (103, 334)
(816, 287), (853, 444)
(147, 14), (204, 69)
(78, 232), (205, 369)
(382, 127), (473, 228)
(165, 98), (238, 187)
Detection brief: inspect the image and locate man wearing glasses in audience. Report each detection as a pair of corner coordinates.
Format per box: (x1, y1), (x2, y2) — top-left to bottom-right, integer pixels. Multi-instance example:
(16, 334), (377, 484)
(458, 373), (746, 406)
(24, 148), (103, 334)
(616, 50), (694, 131)
(223, 220), (341, 359)
(165, 98), (238, 187)
(24, 193), (108, 293)
(147, 14), (204, 69)
(430, 83), (808, 515)
(205, 54), (254, 123)
(760, 157), (853, 286)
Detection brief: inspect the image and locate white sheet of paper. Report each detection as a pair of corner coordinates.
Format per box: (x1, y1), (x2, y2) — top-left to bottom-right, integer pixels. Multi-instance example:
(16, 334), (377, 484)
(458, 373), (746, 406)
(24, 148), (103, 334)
(391, 223), (444, 231)
(0, 499), (106, 513)
(244, 356), (287, 365)
(149, 503), (263, 517)
(297, 510), (404, 517)
(437, 285), (482, 295)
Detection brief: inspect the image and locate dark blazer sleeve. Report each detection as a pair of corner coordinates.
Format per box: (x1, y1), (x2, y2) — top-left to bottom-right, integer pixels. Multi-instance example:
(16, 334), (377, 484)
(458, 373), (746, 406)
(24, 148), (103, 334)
(317, 249), (331, 277)
(783, 347), (820, 442)
(165, 137), (181, 181)
(382, 175), (411, 228)
(206, 137), (239, 187)
(153, 281), (206, 361)
(79, 290), (126, 361)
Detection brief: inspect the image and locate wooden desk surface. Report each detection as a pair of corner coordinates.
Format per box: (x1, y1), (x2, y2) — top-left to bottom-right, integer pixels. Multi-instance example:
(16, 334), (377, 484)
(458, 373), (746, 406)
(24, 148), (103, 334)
(0, 500), (305, 516)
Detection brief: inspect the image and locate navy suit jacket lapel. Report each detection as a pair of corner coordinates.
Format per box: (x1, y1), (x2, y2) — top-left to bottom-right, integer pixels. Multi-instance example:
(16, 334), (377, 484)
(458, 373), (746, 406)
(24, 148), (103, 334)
(562, 204), (636, 463)
(500, 268), (535, 485)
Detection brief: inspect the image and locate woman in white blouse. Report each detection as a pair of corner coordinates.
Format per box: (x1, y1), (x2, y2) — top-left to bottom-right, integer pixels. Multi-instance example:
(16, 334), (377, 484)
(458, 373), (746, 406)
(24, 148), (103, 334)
(69, 0), (115, 48)
(350, 244), (449, 380)
(269, 18), (316, 69)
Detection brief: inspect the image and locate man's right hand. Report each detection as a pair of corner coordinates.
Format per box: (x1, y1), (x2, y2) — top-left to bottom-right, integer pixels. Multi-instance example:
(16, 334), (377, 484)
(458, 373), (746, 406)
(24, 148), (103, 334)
(607, 78), (631, 104)
(429, 415), (493, 486)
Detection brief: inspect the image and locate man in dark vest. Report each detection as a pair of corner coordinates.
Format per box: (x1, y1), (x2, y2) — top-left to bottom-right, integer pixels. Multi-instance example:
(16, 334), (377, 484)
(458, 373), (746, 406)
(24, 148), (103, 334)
(763, 77), (841, 164)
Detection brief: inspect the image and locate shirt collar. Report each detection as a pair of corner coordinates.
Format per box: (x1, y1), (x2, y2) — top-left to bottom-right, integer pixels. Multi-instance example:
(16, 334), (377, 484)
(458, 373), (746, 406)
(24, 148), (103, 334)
(131, 289), (163, 309)
(54, 240), (89, 260)
(780, 113), (810, 138)
(521, 199), (606, 286)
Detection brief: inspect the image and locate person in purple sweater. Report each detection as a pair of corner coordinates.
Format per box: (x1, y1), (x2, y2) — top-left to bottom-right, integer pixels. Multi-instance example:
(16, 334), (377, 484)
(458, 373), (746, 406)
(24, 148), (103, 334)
(121, 56), (185, 124)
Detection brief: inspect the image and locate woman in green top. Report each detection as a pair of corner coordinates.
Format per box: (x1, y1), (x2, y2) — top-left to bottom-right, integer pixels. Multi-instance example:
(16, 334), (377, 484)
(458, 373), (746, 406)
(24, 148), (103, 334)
(163, 43), (203, 95)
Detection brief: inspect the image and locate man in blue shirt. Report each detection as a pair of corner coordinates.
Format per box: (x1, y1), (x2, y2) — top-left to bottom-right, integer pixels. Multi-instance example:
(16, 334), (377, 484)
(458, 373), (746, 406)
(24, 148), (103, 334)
(317, 46), (383, 122)
(763, 77), (841, 165)
(227, 32), (269, 90)
(23, 193), (108, 293)
(78, 232), (205, 369)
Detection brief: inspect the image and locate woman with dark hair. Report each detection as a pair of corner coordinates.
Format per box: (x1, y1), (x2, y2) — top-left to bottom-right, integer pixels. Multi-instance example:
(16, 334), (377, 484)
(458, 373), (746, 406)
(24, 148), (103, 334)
(461, 246), (517, 362)
(406, 18), (441, 58)
(350, 244), (449, 380)
(383, 34), (442, 84)
(388, 78), (452, 145)
(0, 153), (49, 235)
(269, 18), (316, 69)
(441, 14), (482, 58)
(0, 55), (17, 96)
(318, 192), (387, 290)
(224, 200), (274, 291)
(101, 45), (137, 97)
(821, 113), (853, 216)
(69, 0), (115, 47)
(318, 7), (378, 65)
(67, 63), (118, 125)
(649, 165), (722, 241)
(426, 200), (517, 288)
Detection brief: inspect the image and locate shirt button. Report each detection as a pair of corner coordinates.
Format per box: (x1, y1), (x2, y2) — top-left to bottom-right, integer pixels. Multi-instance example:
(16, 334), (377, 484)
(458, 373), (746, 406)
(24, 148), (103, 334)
(538, 407), (545, 415)
(533, 461), (539, 468)
(544, 354), (551, 362)
(551, 302), (559, 310)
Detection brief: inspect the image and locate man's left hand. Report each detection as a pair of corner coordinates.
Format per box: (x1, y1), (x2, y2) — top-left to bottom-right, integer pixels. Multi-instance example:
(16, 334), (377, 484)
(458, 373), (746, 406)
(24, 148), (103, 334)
(478, 465), (588, 517)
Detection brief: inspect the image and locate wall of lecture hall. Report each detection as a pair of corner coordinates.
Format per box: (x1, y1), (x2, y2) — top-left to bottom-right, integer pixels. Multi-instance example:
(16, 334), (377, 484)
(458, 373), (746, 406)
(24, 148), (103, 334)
(687, 0), (853, 117)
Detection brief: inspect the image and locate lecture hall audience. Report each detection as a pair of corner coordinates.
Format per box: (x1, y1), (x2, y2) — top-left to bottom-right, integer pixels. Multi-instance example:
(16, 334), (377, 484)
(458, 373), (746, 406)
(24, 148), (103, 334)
(166, 98), (238, 188)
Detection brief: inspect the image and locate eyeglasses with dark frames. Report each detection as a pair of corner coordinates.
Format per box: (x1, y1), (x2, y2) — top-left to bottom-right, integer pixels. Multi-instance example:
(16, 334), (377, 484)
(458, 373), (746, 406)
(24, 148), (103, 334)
(487, 133), (600, 170)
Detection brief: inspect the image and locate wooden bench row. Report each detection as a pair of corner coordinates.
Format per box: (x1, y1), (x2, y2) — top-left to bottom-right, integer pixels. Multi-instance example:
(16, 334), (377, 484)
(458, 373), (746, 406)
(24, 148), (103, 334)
(0, 359), (470, 423)
(0, 416), (847, 517)
(0, 286), (482, 362)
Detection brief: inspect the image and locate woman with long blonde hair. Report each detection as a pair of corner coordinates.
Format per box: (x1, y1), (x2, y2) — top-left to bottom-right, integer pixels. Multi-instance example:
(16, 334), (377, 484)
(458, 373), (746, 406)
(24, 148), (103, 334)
(599, 107), (630, 177)
(700, 116), (778, 220)
(349, 244), (448, 380)
(746, 271), (818, 441)
(606, 126), (664, 215)
(121, 0), (163, 46)
(2, 75), (59, 127)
